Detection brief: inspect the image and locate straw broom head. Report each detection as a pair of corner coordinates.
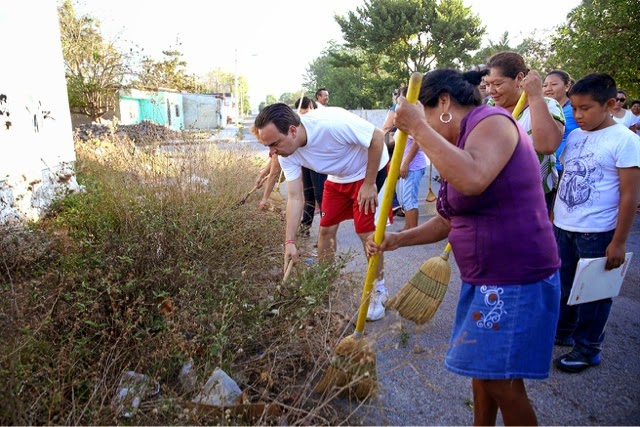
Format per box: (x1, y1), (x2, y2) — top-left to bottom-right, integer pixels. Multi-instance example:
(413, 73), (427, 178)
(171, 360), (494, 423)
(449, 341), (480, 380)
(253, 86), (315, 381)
(314, 334), (377, 400)
(387, 243), (451, 325)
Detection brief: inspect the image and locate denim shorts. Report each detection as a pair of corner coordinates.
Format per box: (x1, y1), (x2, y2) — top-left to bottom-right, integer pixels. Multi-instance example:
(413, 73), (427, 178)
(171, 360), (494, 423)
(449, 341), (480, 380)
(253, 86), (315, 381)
(444, 271), (561, 380)
(396, 168), (425, 211)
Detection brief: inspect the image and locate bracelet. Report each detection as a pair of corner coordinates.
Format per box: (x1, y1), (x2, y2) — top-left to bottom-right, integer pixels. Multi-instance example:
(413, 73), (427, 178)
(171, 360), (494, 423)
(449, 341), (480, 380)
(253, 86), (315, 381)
(285, 239), (295, 246)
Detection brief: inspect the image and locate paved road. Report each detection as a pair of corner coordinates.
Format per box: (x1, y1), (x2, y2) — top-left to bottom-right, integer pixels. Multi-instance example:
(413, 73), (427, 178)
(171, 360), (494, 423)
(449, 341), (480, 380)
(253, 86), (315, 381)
(333, 186), (640, 426)
(233, 115), (640, 426)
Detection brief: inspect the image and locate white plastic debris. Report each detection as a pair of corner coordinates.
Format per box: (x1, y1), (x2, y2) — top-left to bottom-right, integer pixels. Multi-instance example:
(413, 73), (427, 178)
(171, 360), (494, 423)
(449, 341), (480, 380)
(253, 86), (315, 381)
(191, 367), (241, 407)
(112, 370), (159, 418)
(178, 358), (198, 394)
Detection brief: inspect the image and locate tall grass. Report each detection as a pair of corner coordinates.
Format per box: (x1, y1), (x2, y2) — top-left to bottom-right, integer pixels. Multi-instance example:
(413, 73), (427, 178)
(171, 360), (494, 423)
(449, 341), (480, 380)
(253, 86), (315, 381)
(0, 132), (359, 425)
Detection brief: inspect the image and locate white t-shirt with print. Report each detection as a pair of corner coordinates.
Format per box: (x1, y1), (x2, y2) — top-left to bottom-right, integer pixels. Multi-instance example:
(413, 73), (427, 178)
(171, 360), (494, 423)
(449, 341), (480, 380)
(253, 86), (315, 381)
(554, 123), (640, 232)
(279, 107), (388, 184)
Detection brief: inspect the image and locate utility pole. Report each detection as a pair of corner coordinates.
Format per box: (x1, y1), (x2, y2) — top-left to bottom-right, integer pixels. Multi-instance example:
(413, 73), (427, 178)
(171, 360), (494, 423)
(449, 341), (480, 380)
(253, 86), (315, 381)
(234, 48), (239, 125)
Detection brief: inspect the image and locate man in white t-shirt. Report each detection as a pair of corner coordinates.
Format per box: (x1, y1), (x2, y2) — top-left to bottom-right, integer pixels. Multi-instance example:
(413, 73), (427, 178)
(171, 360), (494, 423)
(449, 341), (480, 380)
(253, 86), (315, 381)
(254, 103), (390, 320)
(315, 88), (329, 107)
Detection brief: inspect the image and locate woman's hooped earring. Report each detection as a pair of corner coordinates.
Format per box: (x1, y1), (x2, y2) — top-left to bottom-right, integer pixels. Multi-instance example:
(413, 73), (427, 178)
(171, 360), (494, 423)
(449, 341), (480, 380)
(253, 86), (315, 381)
(439, 112), (453, 124)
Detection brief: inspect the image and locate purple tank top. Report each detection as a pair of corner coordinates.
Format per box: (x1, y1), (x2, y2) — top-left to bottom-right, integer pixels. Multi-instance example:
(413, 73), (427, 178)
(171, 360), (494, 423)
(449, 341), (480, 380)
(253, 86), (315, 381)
(437, 105), (560, 285)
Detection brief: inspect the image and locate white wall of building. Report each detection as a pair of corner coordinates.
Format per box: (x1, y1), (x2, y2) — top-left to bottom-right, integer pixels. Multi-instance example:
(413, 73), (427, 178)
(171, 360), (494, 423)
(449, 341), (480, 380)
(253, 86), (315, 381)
(0, 1), (80, 225)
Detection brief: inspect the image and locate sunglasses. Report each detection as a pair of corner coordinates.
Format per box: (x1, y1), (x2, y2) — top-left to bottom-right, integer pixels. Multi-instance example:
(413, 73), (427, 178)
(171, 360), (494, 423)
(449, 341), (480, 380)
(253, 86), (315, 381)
(616, 98), (626, 102)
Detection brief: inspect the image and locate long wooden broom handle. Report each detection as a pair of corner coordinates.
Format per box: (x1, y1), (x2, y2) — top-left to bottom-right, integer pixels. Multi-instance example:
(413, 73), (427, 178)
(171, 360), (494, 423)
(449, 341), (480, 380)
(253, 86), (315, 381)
(354, 72), (423, 336)
(512, 91), (528, 119)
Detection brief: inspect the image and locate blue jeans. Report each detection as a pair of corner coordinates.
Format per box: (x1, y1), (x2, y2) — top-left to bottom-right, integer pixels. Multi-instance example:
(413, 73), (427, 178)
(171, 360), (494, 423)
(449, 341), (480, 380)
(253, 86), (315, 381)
(554, 226), (615, 357)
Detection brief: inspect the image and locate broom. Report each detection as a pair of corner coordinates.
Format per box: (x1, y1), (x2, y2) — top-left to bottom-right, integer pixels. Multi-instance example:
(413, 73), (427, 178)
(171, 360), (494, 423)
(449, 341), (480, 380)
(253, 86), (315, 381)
(425, 162), (436, 203)
(236, 175), (268, 207)
(387, 243), (451, 324)
(387, 91), (529, 324)
(314, 72), (423, 399)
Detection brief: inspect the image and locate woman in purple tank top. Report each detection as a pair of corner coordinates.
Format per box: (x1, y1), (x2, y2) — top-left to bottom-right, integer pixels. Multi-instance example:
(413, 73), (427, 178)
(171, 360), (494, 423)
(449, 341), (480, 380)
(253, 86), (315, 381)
(366, 69), (560, 426)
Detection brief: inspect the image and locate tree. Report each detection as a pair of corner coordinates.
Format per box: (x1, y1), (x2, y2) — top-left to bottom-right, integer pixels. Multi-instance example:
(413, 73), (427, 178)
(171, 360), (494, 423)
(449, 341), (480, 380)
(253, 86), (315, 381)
(336, 0), (484, 73)
(196, 69), (251, 114)
(305, 44), (396, 109)
(468, 32), (514, 67)
(265, 95), (278, 105)
(468, 31), (555, 75)
(305, 0), (484, 108)
(515, 32), (554, 74)
(199, 68), (235, 93)
(551, 0), (639, 98)
(280, 91), (309, 106)
(58, 0), (128, 122)
(132, 44), (196, 92)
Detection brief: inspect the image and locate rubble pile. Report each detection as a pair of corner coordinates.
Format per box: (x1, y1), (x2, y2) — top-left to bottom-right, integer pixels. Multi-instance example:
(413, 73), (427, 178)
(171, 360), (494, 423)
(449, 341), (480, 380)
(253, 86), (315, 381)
(74, 121), (185, 144)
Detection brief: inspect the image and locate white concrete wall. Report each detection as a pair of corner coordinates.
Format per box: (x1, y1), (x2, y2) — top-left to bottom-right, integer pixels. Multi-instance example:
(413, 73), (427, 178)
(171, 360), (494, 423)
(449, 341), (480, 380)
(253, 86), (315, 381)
(348, 109), (391, 129)
(183, 94), (223, 130)
(0, 1), (80, 225)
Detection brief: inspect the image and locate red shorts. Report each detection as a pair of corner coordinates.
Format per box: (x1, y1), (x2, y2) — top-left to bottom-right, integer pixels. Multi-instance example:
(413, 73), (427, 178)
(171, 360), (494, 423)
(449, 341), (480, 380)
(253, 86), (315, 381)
(320, 179), (377, 234)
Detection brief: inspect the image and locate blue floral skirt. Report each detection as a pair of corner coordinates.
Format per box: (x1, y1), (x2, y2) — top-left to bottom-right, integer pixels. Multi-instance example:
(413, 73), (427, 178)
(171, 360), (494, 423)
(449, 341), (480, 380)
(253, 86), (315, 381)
(444, 271), (560, 380)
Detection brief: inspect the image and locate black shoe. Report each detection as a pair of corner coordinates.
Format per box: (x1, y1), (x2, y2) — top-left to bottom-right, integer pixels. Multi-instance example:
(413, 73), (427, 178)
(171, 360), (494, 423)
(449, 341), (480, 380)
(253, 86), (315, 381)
(298, 225), (311, 237)
(554, 349), (600, 373)
(554, 336), (575, 347)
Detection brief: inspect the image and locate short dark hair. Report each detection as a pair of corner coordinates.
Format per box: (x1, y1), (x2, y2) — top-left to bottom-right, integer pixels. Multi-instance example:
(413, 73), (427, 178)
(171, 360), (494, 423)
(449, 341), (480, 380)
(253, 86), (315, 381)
(417, 68), (487, 108)
(315, 88), (327, 100)
(294, 96), (314, 110)
(486, 51), (529, 79)
(568, 73), (617, 105)
(254, 103), (301, 134)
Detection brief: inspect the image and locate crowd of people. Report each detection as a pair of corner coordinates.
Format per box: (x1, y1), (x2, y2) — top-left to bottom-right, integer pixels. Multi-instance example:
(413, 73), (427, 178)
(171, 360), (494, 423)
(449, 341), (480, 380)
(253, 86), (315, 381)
(250, 51), (640, 426)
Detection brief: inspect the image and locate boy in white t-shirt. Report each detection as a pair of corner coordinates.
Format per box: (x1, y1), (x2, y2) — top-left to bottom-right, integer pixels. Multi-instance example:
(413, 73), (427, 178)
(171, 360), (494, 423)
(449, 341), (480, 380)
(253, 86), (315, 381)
(553, 73), (640, 373)
(254, 103), (390, 321)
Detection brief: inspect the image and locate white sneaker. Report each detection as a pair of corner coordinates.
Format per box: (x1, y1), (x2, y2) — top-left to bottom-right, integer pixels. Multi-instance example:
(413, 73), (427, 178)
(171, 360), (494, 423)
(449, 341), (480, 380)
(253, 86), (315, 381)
(366, 287), (388, 321)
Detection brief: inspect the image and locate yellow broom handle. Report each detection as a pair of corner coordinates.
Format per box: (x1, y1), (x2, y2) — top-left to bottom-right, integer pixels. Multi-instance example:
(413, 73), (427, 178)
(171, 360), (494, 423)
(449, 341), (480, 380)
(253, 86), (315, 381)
(512, 91), (528, 118)
(354, 72), (423, 335)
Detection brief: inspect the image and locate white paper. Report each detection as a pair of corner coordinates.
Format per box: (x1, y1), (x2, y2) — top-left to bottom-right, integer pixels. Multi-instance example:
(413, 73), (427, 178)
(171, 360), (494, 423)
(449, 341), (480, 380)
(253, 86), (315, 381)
(567, 253), (633, 305)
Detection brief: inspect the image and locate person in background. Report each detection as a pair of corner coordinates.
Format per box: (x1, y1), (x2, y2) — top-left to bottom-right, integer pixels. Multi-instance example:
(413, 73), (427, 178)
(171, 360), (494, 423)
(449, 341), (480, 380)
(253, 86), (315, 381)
(552, 73), (640, 372)
(254, 102), (390, 321)
(610, 90), (637, 133)
(630, 100), (640, 136)
(544, 70), (579, 181)
(381, 87), (404, 217)
(394, 85), (427, 230)
(478, 75), (490, 104)
(293, 96), (327, 237)
(367, 68), (561, 426)
(485, 51), (565, 214)
(315, 88), (329, 107)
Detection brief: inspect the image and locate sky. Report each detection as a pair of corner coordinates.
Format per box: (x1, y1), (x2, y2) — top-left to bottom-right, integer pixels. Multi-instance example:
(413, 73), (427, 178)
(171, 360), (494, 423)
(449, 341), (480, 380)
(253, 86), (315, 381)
(69, 0), (581, 110)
